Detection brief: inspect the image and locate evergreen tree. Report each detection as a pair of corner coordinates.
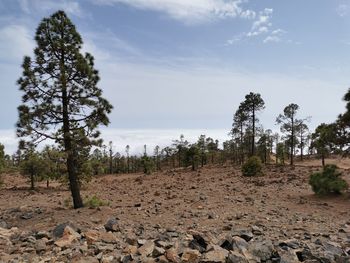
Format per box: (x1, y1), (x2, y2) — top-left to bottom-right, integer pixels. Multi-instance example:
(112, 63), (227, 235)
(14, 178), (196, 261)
(276, 103), (299, 165)
(19, 142), (48, 190)
(241, 92), (265, 156)
(0, 143), (5, 173)
(172, 134), (189, 167)
(311, 123), (337, 166)
(185, 144), (200, 171)
(296, 119), (310, 161)
(16, 11), (112, 208)
(41, 145), (66, 187)
(276, 142), (285, 165)
(125, 145), (130, 173)
(231, 103), (249, 163)
(154, 145), (161, 171)
(197, 135), (207, 167)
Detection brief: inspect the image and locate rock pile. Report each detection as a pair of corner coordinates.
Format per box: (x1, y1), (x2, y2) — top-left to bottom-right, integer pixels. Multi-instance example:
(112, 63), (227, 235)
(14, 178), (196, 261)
(0, 217), (349, 262)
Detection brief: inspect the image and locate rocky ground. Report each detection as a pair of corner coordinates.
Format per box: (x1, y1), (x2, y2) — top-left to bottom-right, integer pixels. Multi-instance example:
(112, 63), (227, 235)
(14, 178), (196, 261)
(0, 163), (350, 262)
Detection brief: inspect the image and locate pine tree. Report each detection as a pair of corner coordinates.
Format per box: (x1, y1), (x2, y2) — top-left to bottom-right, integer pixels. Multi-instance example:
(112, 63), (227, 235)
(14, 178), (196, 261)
(241, 92), (265, 156)
(16, 11), (112, 208)
(296, 119), (310, 161)
(0, 143), (5, 173)
(125, 145), (130, 173)
(311, 123), (337, 166)
(276, 103), (299, 165)
(231, 103), (250, 163)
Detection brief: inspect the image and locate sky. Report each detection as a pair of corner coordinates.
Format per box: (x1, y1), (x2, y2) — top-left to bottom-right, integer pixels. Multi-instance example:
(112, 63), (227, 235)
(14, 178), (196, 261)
(0, 0), (350, 155)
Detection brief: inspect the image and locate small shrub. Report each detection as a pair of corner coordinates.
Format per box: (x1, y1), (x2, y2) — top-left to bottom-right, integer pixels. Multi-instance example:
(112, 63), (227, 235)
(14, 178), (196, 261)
(63, 197), (72, 208)
(242, 156), (263, 177)
(84, 195), (109, 208)
(309, 165), (348, 195)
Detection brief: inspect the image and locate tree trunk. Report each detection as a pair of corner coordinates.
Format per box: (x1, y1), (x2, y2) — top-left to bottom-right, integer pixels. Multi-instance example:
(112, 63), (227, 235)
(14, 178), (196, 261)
(61, 43), (83, 209)
(252, 105), (255, 156)
(30, 172), (34, 190)
(109, 156), (113, 174)
(300, 129), (304, 162)
(127, 156), (130, 173)
(322, 154), (325, 167)
(290, 117), (294, 166)
(240, 123), (244, 164)
(62, 85), (83, 209)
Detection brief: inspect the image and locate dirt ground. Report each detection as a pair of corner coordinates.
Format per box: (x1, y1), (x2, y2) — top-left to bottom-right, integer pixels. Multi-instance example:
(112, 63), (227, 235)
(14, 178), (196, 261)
(1, 158), (350, 242)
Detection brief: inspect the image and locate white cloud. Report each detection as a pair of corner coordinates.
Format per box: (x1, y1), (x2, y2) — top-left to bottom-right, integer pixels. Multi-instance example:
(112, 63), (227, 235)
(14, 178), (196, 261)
(271, 29), (286, 35)
(18, 0), (82, 17)
(0, 130), (18, 155)
(263, 28), (285, 43)
(0, 24), (34, 62)
(227, 9), (290, 45)
(263, 35), (281, 43)
(248, 8), (273, 37)
(91, 0), (256, 24)
(336, 4), (349, 17)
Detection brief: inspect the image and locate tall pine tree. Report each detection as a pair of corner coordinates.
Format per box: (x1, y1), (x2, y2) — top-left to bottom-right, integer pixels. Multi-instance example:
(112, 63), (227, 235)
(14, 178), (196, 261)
(17, 11), (112, 208)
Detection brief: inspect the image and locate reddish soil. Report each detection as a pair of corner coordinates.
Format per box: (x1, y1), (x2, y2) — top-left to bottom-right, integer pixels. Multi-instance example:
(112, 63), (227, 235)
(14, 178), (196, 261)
(1, 160), (350, 240)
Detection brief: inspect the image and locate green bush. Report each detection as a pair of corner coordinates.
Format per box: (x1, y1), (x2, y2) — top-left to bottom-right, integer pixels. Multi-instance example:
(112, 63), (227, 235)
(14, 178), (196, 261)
(63, 195), (109, 208)
(309, 165), (348, 195)
(84, 195), (110, 208)
(242, 156), (263, 177)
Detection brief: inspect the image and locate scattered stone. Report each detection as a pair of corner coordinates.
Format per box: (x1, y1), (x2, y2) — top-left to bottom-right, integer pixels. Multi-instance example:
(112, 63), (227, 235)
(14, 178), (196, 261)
(20, 212), (33, 220)
(53, 222), (76, 239)
(165, 248), (180, 263)
(200, 245), (228, 262)
(233, 230), (253, 242)
(104, 218), (120, 232)
(181, 249), (201, 262)
(138, 240), (155, 257)
(152, 246), (165, 257)
(54, 226), (80, 248)
(226, 251), (249, 263)
(35, 239), (47, 253)
(248, 240), (276, 261)
(189, 233), (208, 253)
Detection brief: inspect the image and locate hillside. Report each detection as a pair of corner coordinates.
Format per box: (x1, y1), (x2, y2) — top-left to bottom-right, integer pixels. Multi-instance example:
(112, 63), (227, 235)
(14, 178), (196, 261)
(0, 161), (350, 262)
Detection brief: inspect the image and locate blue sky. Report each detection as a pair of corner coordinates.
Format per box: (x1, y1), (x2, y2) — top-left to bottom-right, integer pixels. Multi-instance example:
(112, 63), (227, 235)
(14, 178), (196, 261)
(0, 0), (350, 154)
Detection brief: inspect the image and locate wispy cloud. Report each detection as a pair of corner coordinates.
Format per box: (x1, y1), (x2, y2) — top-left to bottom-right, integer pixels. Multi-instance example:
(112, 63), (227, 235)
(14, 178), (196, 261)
(226, 9), (291, 45)
(82, 30), (141, 61)
(0, 24), (34, 62)
(17, 0), (82, 17)
(91, 0), (256, 24)
(263, 28), (286, 43)
(336, 4), (349, 17)
(250, 8), (273, 33)
(226, 8), (275, 44)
